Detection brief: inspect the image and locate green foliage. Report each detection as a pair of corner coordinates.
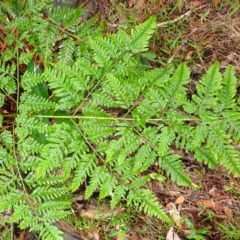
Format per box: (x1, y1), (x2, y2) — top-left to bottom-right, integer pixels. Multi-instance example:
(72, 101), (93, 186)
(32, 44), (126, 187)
(218, 222), (240, 240)
(0, 0), (240, 239)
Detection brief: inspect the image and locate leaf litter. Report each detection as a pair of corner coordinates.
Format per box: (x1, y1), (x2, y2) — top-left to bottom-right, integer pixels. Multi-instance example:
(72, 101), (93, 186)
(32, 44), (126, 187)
(1, 0), (240, 239)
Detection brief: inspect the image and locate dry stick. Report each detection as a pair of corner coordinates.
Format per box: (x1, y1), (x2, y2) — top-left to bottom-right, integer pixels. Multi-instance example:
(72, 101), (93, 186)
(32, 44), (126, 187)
(156, 10), (194, 68)
(156, 10), (192, 28)
(156, 4), (211, 68)
(166, 27), (198, 68)
(156, 3), (210, 28)
(192, 32), (207, 71)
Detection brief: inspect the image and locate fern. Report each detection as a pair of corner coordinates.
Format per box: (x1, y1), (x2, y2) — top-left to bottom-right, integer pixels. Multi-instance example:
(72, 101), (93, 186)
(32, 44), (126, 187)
(0, 1), (240, 239)
(127, 189), (170, 223)
(193, 62), (222, 110)
(216, 66), (237, 111)
(159, 153), (191, 186)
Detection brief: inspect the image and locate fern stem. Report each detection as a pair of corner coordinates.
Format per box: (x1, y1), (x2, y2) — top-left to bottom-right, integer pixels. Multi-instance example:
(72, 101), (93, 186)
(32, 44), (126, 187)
(33, 114), (199, 122)
(12, 31), (33, 209)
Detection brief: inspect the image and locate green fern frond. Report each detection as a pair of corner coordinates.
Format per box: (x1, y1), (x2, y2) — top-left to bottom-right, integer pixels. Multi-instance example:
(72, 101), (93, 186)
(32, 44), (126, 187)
(159, 153), (191, 186)
(0, 190), (25, 212)
(36, 201), (71, 214)
(91, 36), (120, 59)
(39, 210), (70, 224)
(183, 98), (198, 114)
(31, 186), (70, 202)
(0, 130), (13, 151)
(133, 144), (156, 173)
(217, 65), (237, 111)
(2, 4), (240, 238)
(32, 223), (64, 240)
(57, 39), (75, 64)
(75, 57), (101, 78)
(111, 185), (128, 209)
(20, 215), (39, 231)
(127, 189), (170, 222)
(36, 157), (59, 178)
(158, 126), (175, 157)
(174, 124), (194, 151)
(75, 14), (103, 39)
(21, 71), (45, 91)
(215, 142), (240, 175)
(17, 137), (44, 156)
(71, 154), (97, 191)
(0, 93), (4, 108)
(194, 147), (218, 168)
(222, 111), (240, 143)
(20, 93), (57, 113)
(89, 38), (111, 68)
(129, 176), (150, 189)
(44, 68), (82, 109)
(17, 118), (51, 135)
(0, 75), (16, 95)
(191, 124), (208, 149)
(193, 62), (222, 110)
(207, 127), (240, 175)
(99, 174), (118, 199)
(117, 135), (141, 166)
(9, 204), (31, 223)
(0, 168), (18, 194)
(129, 16), (156, 53)
(143, 88), (169, 113)
(85, 166), (108, 199)
(164, 62), (190, 107)
(140, 65), (174, 87)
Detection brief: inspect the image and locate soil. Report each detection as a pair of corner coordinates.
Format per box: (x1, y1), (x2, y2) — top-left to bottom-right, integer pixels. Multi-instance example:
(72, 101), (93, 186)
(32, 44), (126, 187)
(1, 0), (240, 239)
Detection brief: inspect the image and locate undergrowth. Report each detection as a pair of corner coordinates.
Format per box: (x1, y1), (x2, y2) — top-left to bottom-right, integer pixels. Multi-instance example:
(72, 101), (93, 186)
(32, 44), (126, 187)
(0, 0), (240, 239)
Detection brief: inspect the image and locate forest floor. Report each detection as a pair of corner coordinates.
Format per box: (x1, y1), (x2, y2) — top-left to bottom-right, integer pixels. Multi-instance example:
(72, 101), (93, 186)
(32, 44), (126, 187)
(65, 1), (240, 240)
(1, 0), (240, 239)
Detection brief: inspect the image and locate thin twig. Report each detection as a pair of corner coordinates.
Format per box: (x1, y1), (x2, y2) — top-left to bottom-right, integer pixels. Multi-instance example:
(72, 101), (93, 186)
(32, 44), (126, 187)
(156, 10), (191, 28)
(33, 114), (200, 123)
(166, 27), (198, 67)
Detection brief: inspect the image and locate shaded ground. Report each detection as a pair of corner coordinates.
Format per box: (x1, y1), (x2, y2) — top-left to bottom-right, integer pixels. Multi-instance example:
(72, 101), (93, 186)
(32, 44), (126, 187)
(1, 0), (240, 239)
(57, 1), (240, 239)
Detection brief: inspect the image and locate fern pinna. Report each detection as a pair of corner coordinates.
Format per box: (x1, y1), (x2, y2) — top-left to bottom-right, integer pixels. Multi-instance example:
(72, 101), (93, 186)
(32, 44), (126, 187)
(0, 3), (240, 239)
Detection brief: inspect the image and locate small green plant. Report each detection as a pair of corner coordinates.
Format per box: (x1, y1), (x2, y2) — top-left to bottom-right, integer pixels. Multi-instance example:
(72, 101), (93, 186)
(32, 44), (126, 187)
(218, 222), (240, 240)
(0, 0), (240, 239)
(185, 218), (211, 240)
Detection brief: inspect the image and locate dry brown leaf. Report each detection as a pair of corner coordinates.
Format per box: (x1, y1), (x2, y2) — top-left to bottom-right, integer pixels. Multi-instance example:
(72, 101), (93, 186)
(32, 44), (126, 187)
(115, 224), (124, 240)
(18, 231), (25, 240)
(166, 203), (182, 227)
(128, 0), (137, 8)
(214, 203), (226, 211)
(197, 199), (216, 209)
(168, 191), (181, 196)
(136, 0), (145, 10)
(166, 227), (182, 240)
(91, 228), (100, 240)
(130, 232), (140, 240)
(216, 194), (231, 202)
(213, 0), (221, 8)
(223, 206), (233, 219)
(81, 208), (96, 218)
(197, 199), (232, 216)
(166, 202), (177, 211)
(184, 50), (195, 61)
(58, 220), (86, 239)
(208, 186), (218, 197)
(81, 203), (124, 219)
(115, 235), (124, 240)
(189, 0), (210, 7)
(175, 196), (185, 204)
